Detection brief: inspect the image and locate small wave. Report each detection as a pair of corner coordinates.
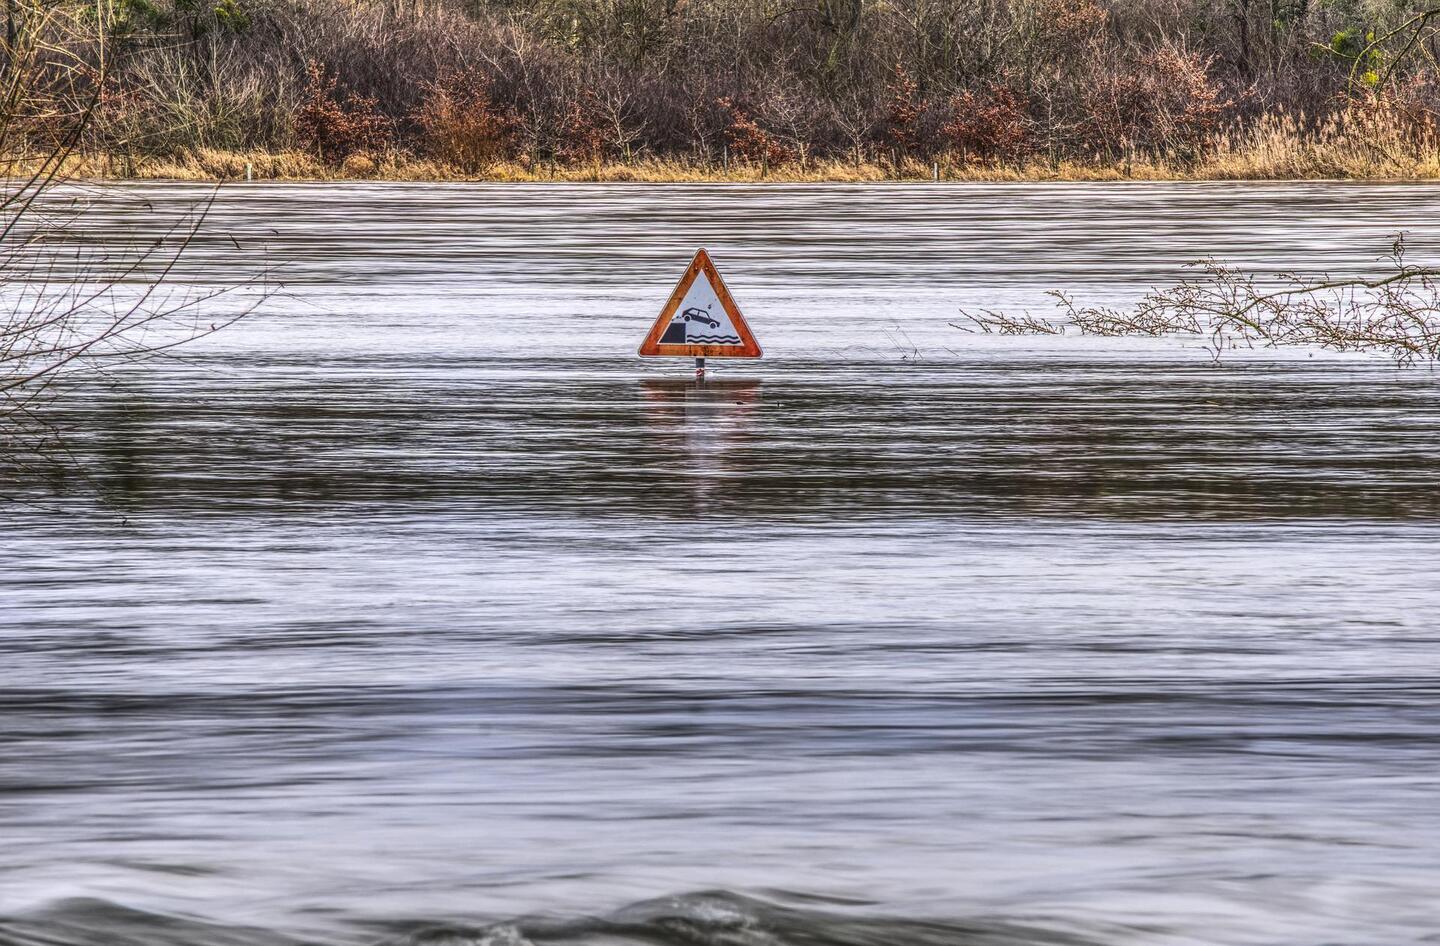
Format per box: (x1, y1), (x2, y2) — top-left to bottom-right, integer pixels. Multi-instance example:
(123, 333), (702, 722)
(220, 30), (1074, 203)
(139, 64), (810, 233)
(1, 893), (1101, 946)
(686, 335), (742, 344)
(0, 898), (296, 946)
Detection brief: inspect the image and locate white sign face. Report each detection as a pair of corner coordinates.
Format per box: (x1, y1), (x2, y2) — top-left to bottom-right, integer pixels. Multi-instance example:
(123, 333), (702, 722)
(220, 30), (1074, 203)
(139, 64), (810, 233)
(655, 271), (745, 347)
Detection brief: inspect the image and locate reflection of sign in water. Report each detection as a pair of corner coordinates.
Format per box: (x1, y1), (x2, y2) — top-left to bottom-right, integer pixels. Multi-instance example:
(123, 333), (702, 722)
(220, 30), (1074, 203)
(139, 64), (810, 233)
(639, 249), (762, 358)
(641, 378), (762, 508)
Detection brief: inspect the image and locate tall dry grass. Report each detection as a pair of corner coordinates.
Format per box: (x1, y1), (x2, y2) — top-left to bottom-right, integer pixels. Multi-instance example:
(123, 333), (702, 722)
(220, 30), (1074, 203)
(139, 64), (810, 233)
(52, 106), (1440, 182)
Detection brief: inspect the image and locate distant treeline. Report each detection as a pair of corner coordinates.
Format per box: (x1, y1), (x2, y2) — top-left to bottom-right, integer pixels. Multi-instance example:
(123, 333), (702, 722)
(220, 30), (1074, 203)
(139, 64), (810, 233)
(20, 0), (1440, 172)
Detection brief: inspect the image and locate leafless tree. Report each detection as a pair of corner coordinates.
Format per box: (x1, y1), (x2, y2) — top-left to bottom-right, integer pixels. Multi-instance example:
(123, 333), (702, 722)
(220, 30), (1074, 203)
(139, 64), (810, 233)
(2, 0), (265, 436)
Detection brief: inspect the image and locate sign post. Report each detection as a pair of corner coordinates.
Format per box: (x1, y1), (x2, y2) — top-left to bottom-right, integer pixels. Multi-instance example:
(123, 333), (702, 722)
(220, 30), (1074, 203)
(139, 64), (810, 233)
(638, 249), (762, 379)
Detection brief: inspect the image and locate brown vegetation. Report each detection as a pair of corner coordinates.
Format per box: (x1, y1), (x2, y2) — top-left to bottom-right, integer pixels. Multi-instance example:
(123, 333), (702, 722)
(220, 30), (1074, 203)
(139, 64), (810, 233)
(412, 68), (516, 172)
(7, 0), (1439, 180)
(294, 59), (393, 164)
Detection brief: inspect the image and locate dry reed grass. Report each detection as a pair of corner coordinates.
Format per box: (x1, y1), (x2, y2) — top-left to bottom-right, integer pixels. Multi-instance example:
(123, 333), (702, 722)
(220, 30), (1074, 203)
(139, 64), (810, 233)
(48, 107), (1440, 182)
(41, 150), (1440, 183)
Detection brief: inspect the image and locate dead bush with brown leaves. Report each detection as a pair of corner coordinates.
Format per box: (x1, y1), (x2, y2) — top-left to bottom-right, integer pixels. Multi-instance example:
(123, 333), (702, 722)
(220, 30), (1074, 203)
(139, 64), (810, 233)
(412, 68), (516, 172)
(294, 59), (393, 164)
(719, 98), (796, 166)
(941, 84), (1034, 163)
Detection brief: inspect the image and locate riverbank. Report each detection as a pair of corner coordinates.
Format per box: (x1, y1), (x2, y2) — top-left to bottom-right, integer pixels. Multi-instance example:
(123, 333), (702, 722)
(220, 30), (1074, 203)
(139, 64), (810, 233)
(61, 125), (1440, 183)
(15, 0), (1440, 188)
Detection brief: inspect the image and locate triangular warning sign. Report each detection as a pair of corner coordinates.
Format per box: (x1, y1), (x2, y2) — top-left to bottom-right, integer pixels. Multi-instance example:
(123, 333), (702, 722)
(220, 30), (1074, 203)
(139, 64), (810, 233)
(638, 249), (762, 358)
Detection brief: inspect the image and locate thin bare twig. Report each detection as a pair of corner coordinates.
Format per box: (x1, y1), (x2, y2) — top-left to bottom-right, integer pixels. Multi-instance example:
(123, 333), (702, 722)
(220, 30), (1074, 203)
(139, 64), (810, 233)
(963, 235), (1440, 366)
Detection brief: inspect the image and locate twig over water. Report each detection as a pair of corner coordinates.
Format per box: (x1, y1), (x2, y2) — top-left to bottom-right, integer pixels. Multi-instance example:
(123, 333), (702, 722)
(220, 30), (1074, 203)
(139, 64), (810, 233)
(960, 236), (1440, 365)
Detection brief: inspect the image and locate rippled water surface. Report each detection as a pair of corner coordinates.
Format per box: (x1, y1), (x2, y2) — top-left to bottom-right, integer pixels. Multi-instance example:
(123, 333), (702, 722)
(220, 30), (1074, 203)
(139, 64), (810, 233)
(4, 183), (1440, 946)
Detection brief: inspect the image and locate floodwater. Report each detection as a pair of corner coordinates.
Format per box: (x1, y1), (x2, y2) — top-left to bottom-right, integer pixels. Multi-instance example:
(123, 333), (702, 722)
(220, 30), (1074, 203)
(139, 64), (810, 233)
(4, 183), (1440, 946)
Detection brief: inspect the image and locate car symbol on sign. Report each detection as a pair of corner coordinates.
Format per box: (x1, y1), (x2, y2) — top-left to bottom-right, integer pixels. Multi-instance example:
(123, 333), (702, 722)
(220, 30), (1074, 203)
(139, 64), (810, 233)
(679, 307), (720, 328)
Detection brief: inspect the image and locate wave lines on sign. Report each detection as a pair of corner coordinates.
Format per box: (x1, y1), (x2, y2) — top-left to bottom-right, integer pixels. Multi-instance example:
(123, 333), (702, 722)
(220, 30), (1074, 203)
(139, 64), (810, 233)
(688, 335), (742, 344)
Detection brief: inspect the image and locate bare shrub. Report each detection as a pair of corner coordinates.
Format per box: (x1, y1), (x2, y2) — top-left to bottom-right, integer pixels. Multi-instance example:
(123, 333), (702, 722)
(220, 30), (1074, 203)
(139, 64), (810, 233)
(1078, 46), (1228, 159)
(971, 236), (1440, 365)
(3, 194), (263, 417)
(100, 48), (290, 156)
(953, 310), (1065, 334)
(1029, 0), (1111, 72)
(1, 0), (265, 434)
(554, 100), (606, 164)
(1136, 47), (1230, 157)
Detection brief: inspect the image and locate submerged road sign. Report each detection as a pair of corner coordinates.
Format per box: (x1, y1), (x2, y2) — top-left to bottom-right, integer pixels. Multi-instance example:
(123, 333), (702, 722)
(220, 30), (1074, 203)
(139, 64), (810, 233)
(638, 249), (762, 359)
